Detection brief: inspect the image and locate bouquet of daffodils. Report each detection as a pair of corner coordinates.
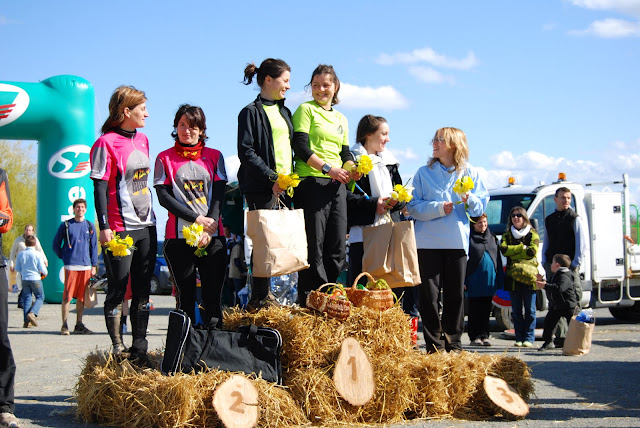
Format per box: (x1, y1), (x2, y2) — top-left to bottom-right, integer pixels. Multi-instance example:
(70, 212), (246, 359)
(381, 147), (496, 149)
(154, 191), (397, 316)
(105, 234), (136, 257)
(182, 223), (208, 257)
(453, 176), (475, 197)
(453, 176), (475, 222)
(275, 169), (301, 197)
(353, 154), (374, 176)
(390, 183), (414, 204)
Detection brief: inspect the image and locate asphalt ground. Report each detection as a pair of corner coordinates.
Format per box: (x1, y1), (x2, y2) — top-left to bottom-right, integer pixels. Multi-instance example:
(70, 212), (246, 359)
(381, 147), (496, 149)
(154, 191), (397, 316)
(5, 290), (640, 428)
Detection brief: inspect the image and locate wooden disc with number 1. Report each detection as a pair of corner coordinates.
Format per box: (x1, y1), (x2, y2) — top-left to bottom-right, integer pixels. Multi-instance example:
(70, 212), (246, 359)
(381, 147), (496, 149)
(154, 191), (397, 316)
(333, 337), (375, 406)
(483, 375), (529, 420)
(213, 375), (259, 428)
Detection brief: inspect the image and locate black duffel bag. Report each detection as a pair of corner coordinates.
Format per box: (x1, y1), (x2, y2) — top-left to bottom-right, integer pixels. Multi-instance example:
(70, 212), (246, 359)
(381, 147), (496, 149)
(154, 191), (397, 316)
(161, 309), (283, 384)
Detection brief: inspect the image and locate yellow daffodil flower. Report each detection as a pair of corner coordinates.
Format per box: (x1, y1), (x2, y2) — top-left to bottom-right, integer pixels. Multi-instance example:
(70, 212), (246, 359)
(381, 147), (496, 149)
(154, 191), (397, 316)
(105, 234), (136, 257)
(275, 170), (301, 197)
(453, 176), (475, 196)
(182, 223), (208, 257)
(390, 184), (414, 203)
(355, 154), (374, 176)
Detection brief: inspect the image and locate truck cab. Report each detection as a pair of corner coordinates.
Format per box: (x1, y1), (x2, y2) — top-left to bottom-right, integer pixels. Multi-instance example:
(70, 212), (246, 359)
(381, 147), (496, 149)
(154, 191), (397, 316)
(487, 173), (640, 322)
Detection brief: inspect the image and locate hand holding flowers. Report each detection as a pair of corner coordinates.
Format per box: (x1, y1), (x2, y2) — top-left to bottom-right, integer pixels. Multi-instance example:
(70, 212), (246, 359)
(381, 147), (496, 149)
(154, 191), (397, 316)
(453, 176), (475, 222)
(183, 223), (209, 257)
(273, 169), (301, 197)
(105, 234), (136, 257)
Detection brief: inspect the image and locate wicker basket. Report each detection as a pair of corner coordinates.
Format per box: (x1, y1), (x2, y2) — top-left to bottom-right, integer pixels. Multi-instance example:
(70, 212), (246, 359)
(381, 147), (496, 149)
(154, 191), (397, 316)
(346, 272), (395, 311)
(306, 283), (351, 321)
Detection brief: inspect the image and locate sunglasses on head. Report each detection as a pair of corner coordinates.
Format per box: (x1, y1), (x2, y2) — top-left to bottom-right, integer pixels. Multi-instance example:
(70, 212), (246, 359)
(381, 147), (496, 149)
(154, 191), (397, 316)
(511, 213), (524, 218)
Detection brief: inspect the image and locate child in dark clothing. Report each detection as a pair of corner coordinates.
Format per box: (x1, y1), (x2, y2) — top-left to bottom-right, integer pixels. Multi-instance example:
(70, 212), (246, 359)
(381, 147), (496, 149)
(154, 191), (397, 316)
(536, 254), (578, 351)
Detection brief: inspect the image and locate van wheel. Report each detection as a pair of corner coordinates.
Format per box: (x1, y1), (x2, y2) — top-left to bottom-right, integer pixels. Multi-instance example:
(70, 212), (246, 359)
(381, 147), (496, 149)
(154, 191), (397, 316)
(494, 306), (513, 331)
(609, 301), (640, 322)
(149, 275), (160, 295)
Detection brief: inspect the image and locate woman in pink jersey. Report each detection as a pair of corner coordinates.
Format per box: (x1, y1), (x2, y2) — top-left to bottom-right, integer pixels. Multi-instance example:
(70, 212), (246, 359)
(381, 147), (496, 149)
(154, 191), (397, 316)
(154, 104), (228, 326)
(90, 85), (157, 361)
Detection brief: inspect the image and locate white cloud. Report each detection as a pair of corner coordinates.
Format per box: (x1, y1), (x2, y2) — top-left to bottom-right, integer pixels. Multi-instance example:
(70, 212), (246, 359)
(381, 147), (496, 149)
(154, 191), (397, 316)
(569, 17), (640, 37)
(543, 22), (558, 31)
(284, 90), (311, 112)
(570, 0), (640, 17)
(339, 83), (409, 110)
(392, 147), (421, 163)
(375, 47), (479, 70)
(486, 142), (639, 204)
(408, 66), (456, 85)
(225, 154), (239, 183)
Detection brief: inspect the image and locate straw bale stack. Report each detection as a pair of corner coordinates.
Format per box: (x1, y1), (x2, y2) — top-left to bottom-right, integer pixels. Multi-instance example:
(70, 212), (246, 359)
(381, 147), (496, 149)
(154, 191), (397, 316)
(75, 305), (534, 427)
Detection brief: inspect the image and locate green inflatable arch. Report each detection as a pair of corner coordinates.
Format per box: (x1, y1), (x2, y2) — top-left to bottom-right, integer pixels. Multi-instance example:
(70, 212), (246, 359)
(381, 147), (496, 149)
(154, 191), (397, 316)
(0, 75), (95, 303)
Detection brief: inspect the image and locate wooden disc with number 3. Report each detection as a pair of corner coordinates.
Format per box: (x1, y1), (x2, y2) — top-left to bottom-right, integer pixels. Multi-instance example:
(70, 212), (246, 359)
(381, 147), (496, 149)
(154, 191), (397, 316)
(483, 375), (529, 420)
(333, 337), (375, 406)
(213, 375), (259, 428)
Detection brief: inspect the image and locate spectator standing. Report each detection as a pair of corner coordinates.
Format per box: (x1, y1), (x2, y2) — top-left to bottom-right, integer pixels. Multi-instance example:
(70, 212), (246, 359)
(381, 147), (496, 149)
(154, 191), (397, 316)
(536, 254), (578, 351)
(228, 235), (246, 306)
(465, 213), (502, 346)
(14, 235), (47, 329)
(0, 167), (20, 428)
(90, 85), (157, 360)
(500, 206), (540, 348)
(9, 224), (47, 306)
(237, 58), (293, 311)
(52, 198), (98, 335)
(541, 187), (586, 344)
(407, 127), (488, 353)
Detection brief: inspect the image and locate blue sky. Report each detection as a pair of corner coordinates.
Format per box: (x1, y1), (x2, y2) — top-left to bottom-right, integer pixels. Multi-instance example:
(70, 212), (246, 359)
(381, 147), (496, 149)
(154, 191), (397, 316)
(2, 0), (639, 236)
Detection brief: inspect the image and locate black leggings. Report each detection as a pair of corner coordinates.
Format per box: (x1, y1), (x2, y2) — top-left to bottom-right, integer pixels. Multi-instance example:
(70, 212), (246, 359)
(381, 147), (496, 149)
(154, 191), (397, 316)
(103, 226), (156, 351)
(417, 248), (467, 352)
(293, 177), (347, 304)
(0, 265), (16, 413)
(164, 236), (226, 327)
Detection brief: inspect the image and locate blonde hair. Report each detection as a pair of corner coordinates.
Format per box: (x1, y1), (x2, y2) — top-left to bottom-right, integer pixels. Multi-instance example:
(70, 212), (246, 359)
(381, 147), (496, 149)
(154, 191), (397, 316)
(101, 85), (147, 134)
(427, 127), (469, 174)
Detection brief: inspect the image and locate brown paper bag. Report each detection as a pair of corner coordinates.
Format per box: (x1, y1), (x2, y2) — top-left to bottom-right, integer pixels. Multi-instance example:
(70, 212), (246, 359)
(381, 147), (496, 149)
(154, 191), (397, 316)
(246, 208), (310, 278)
(84, 283), (98, 309)
(363, 220), (421, 288)
(362, 221), (393, 277)
(562, 316), (595, 356)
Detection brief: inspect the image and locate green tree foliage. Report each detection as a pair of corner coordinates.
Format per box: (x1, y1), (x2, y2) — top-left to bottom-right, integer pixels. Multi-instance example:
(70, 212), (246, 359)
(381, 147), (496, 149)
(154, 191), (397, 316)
(1, 140), (37, 257)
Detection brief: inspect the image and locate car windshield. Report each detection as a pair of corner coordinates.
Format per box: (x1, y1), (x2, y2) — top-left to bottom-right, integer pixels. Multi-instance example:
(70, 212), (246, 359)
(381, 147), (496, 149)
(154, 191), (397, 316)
(487, 193), (536, 236)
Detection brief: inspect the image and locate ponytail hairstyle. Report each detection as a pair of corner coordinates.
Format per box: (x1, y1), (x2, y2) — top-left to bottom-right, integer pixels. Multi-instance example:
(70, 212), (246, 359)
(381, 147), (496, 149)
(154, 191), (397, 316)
(356, 115), (387, 146)
(306, 64), (341, 105)
(101, 85), (147, 134)
(242, 58), (290, 87)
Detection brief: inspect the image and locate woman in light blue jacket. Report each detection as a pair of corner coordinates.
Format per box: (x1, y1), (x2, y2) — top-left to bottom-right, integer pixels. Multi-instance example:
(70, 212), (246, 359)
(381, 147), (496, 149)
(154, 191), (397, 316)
(407, 127), (488, 353)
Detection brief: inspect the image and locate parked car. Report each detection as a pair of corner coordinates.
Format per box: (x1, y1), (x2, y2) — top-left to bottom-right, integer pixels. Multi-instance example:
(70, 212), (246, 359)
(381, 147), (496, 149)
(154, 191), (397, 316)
(97, 240), (173, 295)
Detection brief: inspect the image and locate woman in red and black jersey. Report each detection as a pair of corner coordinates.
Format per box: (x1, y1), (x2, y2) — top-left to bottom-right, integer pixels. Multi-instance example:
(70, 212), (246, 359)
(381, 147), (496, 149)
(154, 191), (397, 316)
(154, 104), (227, 326)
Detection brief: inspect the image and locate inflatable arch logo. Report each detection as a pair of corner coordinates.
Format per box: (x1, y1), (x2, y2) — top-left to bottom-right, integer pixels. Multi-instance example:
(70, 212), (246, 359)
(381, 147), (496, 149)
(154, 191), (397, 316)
(0, 76), (95, 303)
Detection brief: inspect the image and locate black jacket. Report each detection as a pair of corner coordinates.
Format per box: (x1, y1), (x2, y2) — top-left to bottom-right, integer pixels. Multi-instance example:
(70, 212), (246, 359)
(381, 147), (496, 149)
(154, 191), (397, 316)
(237, 96), (293, 194)
(545, 268), (578, 311)
(347, 163), (405, 228)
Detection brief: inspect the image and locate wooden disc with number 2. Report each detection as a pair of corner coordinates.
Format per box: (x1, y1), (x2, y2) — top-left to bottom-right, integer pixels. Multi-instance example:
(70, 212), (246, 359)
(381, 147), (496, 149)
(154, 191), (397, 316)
(483, 375), (529, 420)
(213, 375), (259, 428)
(333, 337), (375, 406)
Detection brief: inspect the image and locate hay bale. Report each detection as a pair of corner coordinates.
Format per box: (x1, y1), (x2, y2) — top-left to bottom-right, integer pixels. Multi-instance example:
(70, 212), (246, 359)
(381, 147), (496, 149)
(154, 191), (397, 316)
(75, 351), (307, 428)
(75, 306), (534, 427)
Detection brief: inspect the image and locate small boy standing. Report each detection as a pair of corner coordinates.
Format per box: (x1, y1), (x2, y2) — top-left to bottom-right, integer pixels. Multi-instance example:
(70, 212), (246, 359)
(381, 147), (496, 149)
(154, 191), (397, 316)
(14, 235), (47, 328)
(536, 254), (578, 351)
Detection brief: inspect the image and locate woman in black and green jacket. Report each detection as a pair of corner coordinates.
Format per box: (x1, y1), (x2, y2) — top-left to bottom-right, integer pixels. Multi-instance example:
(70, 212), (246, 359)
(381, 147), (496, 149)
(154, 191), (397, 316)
(500, 206), (540, 348)
(237, 58), (293, 312)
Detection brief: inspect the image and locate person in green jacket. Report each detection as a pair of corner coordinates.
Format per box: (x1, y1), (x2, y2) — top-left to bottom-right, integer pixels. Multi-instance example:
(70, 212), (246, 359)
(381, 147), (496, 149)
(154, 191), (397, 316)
(291, 64), (358, 304)
(500, 206), (540, 348)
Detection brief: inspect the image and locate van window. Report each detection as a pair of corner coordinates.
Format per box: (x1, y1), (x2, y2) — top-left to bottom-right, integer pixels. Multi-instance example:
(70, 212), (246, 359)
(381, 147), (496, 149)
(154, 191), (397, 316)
(530, 193), (576, 243)
(487, 194), (535, 235)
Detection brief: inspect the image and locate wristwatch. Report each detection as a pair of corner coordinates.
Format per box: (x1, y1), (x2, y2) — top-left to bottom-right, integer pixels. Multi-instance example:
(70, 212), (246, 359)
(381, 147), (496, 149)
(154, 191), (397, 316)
(321, 163), (332, 174)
